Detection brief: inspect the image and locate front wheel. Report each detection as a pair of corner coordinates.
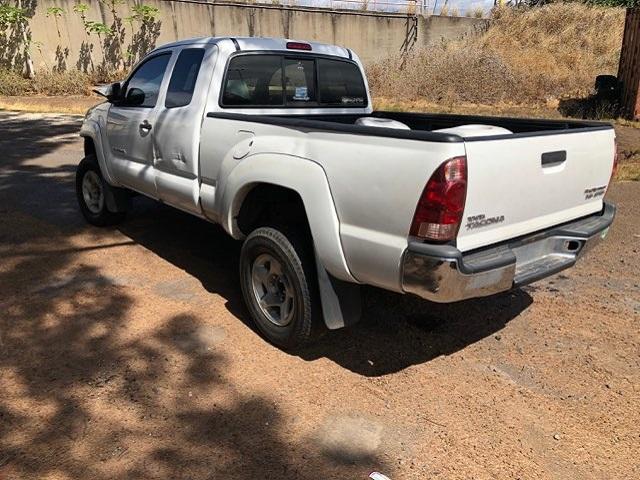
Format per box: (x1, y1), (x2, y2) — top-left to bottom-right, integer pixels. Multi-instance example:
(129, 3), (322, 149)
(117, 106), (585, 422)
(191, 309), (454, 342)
(75, 156), (126, 226)
(239, 226), (320, 349)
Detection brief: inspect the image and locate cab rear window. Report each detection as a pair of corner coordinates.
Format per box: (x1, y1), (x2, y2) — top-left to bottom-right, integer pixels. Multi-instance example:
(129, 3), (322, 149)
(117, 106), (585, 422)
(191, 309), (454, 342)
(221, 54), (367, 108)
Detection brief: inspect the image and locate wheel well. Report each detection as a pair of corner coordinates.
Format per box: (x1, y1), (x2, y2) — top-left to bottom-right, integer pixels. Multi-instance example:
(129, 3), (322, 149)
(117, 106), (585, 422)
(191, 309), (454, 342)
(237, 184), (311, 237)
(84, 137), (96, 158)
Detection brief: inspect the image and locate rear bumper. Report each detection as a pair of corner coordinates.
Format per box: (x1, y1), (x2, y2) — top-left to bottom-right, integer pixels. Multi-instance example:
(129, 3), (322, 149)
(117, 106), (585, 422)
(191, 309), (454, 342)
(401, 202), (616, 303)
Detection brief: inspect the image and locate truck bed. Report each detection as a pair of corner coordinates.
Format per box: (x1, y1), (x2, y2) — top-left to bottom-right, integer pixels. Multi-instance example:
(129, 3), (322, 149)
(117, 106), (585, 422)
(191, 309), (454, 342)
(207, 111), (612, 142)
(204, 109), (615, 290)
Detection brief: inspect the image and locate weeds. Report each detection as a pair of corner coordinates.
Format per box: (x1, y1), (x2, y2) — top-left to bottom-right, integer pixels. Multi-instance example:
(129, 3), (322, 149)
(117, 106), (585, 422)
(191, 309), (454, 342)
(368, 44), (532, 105)
(617, 162), (640, 181)
(0, 68), (123, 95)
(368, 3), (625, 107)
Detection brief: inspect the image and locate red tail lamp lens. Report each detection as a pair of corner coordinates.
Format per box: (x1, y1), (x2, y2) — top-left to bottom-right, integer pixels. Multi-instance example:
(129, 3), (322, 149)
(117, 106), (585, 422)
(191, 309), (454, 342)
(607, 138), (619, 195)
(409, 156), (468, 242)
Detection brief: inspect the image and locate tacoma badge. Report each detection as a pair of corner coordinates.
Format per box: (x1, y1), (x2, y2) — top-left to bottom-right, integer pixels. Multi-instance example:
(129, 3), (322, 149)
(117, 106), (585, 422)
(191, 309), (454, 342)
(466, 214), (505, 230)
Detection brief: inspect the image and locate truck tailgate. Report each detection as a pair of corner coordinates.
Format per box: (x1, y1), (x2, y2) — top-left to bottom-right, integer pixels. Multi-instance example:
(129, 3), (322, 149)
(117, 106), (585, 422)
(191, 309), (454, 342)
(457, 128), (616, 252)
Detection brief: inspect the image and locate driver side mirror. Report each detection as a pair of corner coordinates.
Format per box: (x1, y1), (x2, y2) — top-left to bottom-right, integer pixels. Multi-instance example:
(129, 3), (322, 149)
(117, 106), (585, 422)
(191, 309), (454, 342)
(93, 82), (122, 103)
(124, 87), (146, 107)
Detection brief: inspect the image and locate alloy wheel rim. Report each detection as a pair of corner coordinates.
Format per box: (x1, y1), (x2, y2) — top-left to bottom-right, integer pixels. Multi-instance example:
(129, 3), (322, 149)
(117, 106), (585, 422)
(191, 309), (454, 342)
(250, 253), (295, 327)
(82, 170), (104, 214)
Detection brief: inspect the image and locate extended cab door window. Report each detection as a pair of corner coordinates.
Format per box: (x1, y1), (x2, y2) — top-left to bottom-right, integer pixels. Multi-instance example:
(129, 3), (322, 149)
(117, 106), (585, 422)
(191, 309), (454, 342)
(165, 48), (206, 108)
(120, 53), (171, 108)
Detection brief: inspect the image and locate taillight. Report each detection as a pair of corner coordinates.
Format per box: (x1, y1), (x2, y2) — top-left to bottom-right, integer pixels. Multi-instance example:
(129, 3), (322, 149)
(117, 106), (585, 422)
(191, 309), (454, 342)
(612, 137), (619, 179)
(409, 156), (467, 242)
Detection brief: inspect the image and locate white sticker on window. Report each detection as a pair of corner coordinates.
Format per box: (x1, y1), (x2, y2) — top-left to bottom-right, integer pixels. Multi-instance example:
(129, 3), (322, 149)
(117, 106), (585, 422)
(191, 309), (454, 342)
(341, 96), (364, 104)
(294, 86), (309, 101)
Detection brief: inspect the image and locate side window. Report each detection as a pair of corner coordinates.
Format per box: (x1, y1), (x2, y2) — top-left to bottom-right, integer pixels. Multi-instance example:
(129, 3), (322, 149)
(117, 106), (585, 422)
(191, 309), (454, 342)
(222, 55), (284, 106)
(317, 59), (367, 106)
(122, 53), (171, 108)
(165, 49), (205, 108)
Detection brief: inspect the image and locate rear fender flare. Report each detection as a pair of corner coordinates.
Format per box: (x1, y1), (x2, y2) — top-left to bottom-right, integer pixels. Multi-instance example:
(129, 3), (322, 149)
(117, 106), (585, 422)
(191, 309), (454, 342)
(221, 153), (356, 284)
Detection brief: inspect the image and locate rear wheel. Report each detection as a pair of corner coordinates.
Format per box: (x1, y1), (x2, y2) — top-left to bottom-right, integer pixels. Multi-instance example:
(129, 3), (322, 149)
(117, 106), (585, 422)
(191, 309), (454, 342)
(239, 226), (320, 349)
(76, 156), (126, 226)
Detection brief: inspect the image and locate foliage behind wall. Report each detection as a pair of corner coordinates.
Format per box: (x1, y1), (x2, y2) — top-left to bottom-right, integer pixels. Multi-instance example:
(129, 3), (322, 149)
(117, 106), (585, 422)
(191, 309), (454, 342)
(0, 0), (162, 79)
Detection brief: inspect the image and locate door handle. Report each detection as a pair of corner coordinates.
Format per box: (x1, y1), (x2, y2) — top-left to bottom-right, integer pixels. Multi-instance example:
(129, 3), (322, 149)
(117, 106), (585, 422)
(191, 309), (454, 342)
(139, 120), (152, 132)
(541, 150), (566, 167)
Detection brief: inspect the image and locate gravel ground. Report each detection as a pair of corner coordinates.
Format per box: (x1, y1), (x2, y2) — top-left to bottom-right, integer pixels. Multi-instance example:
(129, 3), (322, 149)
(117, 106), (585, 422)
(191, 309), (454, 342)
(0, 112), (638, 480)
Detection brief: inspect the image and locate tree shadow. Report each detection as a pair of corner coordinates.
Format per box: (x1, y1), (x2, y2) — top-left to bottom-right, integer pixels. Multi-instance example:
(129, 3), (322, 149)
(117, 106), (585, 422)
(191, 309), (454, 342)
(0, 23), (25, 71)
(127, 17), (162, 67)
(558, 95), (620, 120)
(0, 247), (389, 478)
(76, 41), (95, 74)
(0, 112), (83, 227)
(116, 200), (247, 320)
(0, 111), (81, 164)
(0, 113), (392, 479)
(54, 45), (70, 72)
(0, 0), (37, 75)
(103, 16), (126, 71)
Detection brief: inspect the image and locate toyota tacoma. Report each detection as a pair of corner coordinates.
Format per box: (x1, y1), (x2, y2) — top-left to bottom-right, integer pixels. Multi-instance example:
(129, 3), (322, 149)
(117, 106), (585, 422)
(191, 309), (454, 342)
(77, 36), (617, 348)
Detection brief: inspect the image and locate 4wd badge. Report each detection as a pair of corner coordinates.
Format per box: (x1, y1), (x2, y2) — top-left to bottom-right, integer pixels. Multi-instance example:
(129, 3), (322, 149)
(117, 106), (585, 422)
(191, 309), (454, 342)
(584, 185), (606, 200)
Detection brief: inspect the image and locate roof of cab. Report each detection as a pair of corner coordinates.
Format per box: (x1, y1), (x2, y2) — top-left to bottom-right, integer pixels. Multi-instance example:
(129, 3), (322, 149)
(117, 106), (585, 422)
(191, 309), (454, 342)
(149, 36), (351, 59)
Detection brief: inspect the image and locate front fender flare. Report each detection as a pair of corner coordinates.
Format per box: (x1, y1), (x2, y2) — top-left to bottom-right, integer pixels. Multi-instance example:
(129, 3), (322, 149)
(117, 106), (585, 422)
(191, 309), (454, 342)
(79, 119), (120, 187)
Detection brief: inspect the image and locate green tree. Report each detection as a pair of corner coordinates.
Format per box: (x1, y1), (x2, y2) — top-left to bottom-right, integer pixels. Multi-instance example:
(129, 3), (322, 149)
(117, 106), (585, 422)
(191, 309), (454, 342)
(124, 4), (160, 65)
(72, 3), (89, 26)
(46, 6), (65, 38)
(84, 20), (113, 60)
(72, 3), (95, 72)
(0, 2), (34, 78)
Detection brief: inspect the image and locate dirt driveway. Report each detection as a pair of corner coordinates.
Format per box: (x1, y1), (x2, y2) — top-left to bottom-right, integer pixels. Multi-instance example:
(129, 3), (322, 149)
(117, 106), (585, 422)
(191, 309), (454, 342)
(0, 112), (638, 480)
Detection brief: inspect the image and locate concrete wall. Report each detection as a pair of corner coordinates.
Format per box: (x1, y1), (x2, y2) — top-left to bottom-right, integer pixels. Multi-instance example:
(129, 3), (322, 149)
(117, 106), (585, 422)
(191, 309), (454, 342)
(22, 0), (487, 71)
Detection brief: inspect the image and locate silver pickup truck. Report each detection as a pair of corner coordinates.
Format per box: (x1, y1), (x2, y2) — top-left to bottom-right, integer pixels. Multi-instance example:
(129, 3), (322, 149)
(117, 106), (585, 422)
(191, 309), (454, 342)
(77, 36), (617, 348)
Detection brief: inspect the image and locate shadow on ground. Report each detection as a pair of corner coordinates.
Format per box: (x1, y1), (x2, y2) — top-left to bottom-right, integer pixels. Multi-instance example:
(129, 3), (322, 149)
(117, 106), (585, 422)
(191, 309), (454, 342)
(0, 112), (85, 228)
(118, 199), (532, 377)
(1, 113), (394, 478)
(558, 95), (619, 120)
(0, 112), (531, 477)
(0, 228), (386, 478)
(300, 287), (532, 376)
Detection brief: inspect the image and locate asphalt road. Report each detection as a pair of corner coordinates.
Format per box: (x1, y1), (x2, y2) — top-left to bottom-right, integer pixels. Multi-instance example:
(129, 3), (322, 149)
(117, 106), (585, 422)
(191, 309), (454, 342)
(0, 112), (638, 480)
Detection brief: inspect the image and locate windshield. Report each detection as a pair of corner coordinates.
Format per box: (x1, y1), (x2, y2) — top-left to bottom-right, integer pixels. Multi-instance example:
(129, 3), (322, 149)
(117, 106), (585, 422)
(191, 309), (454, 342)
(221, 54), (368, 108)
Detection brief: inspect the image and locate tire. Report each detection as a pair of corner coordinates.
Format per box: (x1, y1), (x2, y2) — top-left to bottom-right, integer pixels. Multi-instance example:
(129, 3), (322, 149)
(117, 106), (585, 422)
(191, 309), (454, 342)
(239, 226), (321, 349)
(75, 156), (126, 226)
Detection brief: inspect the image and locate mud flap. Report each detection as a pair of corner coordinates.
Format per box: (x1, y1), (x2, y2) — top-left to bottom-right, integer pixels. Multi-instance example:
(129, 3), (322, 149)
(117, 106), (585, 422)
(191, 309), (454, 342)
(103, 182), (131, 213)
(315, 252), (362, 330)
